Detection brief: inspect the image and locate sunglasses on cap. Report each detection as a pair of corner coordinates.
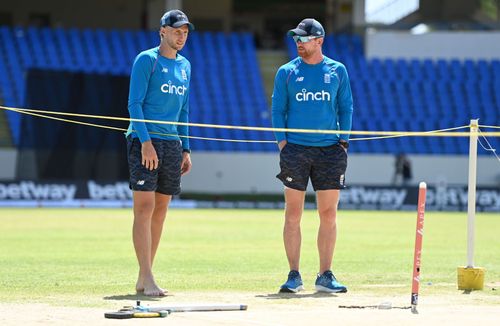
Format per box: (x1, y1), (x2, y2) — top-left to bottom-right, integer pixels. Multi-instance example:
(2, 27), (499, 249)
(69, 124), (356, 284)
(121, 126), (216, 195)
(293, 35), (321, 43)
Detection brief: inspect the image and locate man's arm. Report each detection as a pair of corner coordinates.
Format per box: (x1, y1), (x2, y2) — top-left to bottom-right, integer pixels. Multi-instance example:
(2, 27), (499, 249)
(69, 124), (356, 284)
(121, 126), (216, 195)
(336, 65), (354, 143)
(178, 63), (191, 175)
(128, 54), (152, 143)
(271, 68), (288, 149)
(178, 62), (191, 152)
(179, 89), (191, 176)
(128, 54), (157, 170)
(178, 88), (190, 151)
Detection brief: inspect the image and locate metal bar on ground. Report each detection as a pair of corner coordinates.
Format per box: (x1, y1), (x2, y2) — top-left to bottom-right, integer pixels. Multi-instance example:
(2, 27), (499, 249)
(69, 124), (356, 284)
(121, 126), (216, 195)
(137, 303), (248, 313)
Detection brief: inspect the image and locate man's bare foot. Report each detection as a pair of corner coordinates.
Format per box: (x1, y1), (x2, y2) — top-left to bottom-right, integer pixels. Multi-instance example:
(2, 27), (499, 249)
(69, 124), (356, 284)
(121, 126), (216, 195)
(143, 283), (167, 297)
(136, 278), (144, 293)
(136, 274), (167, 296)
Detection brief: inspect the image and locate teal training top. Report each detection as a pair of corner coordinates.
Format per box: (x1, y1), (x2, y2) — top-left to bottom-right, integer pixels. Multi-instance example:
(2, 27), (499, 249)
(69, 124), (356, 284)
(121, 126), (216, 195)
(126, 47), (191, 150)
(271, 56), (353, 146)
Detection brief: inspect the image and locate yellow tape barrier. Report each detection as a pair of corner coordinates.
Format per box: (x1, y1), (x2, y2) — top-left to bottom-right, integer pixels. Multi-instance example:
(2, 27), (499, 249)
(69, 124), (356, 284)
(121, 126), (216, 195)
(2, 106), (500, 142)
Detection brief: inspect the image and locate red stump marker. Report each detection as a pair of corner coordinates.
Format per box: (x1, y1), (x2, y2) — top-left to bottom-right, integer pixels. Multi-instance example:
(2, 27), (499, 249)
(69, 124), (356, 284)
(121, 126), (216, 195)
(411, 182), (427, 314)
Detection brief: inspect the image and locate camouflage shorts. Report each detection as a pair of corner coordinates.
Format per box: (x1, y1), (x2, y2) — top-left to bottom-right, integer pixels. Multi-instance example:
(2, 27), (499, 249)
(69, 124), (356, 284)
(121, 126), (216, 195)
(127, 137), (183, 195)
(277, 142), (348, 191)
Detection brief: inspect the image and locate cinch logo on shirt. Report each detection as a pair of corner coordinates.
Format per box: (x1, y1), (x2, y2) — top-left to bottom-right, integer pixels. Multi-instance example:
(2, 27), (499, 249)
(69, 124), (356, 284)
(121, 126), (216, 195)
(161, 81), (187, 95)
(295, 89), (331, 102)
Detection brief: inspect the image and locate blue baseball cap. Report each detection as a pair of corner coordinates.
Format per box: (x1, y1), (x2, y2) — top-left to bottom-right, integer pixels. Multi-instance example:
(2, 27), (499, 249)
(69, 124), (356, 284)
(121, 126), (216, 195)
(288, 18), (325, 37)
(160, 10), (195, 30)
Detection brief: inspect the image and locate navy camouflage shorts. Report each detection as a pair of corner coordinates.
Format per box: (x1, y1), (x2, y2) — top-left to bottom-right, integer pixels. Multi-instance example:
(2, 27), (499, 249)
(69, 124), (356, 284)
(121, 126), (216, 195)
(277, 142), (348, 191)
(127, 137), (183, 195)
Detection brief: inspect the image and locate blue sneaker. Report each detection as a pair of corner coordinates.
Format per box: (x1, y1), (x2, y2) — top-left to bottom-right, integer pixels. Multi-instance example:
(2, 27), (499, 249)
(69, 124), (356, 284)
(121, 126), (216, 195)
(279, 270), (304, 293)
(315, 270), (347, 293)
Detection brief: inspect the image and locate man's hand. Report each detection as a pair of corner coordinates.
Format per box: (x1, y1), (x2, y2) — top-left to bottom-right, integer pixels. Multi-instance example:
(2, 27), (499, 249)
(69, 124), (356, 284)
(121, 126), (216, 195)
(278, 140), (288, 151)
(339, 140), (349, 153)
(181, 152), (192, 176)
(141, 141), (158, 171)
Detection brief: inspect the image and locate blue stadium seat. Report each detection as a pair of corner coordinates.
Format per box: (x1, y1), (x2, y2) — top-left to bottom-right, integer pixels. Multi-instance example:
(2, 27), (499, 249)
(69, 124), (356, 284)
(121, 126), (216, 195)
(383, 59), (397, 81)
(135, 30), (149, 51)
(477, 60), (491, 81)
(54, 28), (76, 71)
(463, 59), (478, 81)
(409, 59), (423, 81)
(26, 27), (49, 68)
(40, 28), (60, 69)
(436, 59), (450, 81)
(369, 58), (383, 80)
(422, 59), (437, 80)
(14, 27), (34, 69)
(80, 29), (99, 72)
(68, 28), (87, 70)
(449, 59), (464, 80)
(395, 59), (409, 80)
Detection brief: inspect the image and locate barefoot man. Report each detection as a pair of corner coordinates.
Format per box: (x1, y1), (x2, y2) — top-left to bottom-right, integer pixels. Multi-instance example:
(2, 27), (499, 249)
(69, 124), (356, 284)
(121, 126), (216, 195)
(125, 9), (194, 296)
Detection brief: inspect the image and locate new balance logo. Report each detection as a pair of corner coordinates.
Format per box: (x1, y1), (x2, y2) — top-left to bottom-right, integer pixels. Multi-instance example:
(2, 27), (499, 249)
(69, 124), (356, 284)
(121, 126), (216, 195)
(295, 89), (331, 102)
(286, 177), (293, 182)
(162, 67), (168, 73)
(137, 180), (145, 185)
(296, 76), (304, 82)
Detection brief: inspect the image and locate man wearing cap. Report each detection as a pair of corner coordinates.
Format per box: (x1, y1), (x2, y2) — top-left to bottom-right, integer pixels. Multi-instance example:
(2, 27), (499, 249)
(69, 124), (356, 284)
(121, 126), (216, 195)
(125, 9), (194, 296)
(271, 18), (353, 293)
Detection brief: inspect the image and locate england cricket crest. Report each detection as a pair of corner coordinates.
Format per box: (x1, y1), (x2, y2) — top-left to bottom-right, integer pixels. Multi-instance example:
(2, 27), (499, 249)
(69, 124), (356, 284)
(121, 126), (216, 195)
(324, 73), (331, 84)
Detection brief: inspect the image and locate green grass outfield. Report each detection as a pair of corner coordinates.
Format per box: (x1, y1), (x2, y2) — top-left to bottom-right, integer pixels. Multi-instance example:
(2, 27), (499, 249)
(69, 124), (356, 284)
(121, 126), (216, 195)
(0, 208), (498, 306)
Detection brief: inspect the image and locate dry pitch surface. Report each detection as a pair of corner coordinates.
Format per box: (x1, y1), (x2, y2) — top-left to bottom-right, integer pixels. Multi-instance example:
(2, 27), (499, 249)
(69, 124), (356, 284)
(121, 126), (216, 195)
(1, 289), (499, 326)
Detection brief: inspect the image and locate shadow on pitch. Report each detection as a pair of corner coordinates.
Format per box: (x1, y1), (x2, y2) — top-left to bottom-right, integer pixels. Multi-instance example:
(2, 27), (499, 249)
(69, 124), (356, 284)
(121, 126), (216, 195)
(103, 293), (172, 301)
(255, 292), (338, 300)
